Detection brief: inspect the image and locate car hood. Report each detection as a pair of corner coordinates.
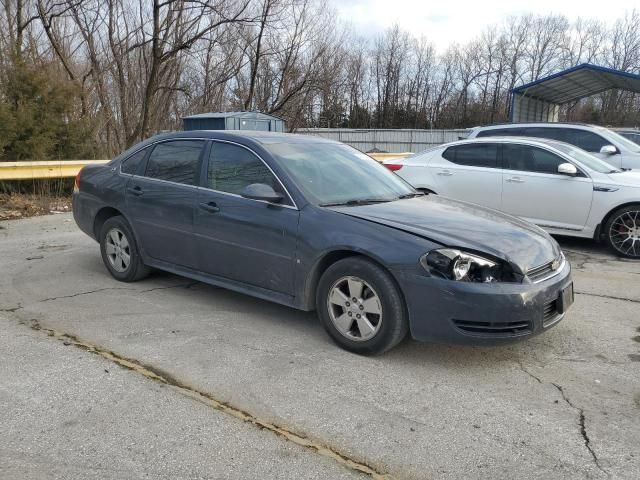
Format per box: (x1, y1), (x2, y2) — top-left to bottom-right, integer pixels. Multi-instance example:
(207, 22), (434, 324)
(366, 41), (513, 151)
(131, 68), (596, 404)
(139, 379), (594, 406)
(329, 196), (560, 273)
(604, 170), (640, 187)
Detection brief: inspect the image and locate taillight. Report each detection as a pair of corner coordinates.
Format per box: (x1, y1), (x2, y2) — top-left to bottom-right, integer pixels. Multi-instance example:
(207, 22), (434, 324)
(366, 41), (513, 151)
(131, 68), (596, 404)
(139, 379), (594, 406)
(74, 169), (82, 193)
(384, 163), (403, 171)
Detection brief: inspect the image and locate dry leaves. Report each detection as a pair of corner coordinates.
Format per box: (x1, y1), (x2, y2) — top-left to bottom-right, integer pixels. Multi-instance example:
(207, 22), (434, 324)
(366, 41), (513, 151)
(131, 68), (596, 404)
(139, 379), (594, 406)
(0, 194), (71, 221)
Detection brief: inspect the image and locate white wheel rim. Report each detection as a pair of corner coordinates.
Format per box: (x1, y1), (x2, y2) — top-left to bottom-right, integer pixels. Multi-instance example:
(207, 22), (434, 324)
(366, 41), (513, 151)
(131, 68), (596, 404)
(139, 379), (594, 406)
(609, 210), (640, 257)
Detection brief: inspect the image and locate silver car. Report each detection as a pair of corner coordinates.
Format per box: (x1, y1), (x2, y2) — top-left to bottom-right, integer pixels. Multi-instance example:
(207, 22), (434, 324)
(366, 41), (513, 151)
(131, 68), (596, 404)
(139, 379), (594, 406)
(384, 137), (640, 258)
(468, 123), (640, 170)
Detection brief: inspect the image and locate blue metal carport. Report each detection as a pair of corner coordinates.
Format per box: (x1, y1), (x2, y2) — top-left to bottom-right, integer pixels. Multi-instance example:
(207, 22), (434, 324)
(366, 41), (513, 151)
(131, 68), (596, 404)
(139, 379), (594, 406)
(511, 64), (640, 123)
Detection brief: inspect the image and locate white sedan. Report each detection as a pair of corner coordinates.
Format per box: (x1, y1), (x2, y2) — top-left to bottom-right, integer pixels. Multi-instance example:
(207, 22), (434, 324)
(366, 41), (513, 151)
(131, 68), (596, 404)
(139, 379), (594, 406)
(384, 137), (640, 258)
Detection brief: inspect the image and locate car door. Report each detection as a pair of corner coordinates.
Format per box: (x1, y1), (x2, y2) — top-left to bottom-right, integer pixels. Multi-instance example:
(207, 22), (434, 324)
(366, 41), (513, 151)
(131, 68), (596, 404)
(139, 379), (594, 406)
(500, 143), (593, 231)
(428, 143), (503, 210)
(194, 140), (299, 295)
(126, 139), (205, 268)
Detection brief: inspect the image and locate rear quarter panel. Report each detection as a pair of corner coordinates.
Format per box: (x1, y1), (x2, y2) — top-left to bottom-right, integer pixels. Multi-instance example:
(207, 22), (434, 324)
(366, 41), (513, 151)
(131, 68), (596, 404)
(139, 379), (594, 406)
(393, 151), (441, 193)
(73, 163), (128, 240)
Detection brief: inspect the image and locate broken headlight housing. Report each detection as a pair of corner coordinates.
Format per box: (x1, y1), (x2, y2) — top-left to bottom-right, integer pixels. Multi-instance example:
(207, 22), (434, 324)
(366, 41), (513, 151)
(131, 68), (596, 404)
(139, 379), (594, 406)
(420, 248), (516, 283)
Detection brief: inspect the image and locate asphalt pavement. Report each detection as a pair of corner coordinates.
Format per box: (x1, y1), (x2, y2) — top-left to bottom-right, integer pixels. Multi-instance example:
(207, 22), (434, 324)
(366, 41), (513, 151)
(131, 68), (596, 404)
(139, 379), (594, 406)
(1, 213), (639, 479)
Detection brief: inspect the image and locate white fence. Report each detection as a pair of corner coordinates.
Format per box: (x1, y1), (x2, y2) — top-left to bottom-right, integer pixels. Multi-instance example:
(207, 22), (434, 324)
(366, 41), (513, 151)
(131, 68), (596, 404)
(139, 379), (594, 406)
(296, 128), (470, 153)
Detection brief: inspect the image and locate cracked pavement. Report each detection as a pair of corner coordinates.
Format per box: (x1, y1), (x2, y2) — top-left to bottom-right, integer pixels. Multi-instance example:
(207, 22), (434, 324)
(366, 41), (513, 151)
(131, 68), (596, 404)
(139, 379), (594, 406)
(1, 214), (639, 479)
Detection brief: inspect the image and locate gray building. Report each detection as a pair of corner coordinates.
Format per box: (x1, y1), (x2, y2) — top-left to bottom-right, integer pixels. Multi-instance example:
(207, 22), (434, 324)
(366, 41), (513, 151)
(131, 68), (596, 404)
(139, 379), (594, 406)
(182, 111), (285, 132)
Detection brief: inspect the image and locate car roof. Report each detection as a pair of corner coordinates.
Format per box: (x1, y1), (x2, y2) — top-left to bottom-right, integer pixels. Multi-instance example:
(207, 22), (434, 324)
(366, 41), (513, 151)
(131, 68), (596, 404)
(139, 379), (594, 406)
(471, 122), (598, 130)
(113, 130), (341, 164)
(438, 136), (575, 151)
(147, 130), (338, 145)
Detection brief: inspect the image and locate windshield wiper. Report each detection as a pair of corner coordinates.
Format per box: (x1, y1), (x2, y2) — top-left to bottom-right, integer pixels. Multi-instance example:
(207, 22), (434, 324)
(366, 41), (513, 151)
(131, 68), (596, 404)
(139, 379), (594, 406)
(320, 198), (394, 207)
(398, 192), (424, 199)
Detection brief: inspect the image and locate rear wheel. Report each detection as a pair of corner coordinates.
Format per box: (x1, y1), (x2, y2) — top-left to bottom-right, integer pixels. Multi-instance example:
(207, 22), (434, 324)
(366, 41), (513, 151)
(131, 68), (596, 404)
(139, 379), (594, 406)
(99, 216), (150, 282)
(316, 257), (408, 355)
(604, 205), (640, 258)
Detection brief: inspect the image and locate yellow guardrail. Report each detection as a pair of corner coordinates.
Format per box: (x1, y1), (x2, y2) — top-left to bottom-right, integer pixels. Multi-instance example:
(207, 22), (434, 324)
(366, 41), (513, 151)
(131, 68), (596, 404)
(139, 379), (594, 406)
(369, 152), (412, 162)
(0, 153), (412, 181)
(0, 160), (110, 180)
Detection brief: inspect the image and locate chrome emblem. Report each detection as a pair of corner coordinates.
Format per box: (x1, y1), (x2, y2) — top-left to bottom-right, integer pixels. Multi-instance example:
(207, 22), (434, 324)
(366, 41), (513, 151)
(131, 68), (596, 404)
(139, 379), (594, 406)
(551, 258), (561, 271)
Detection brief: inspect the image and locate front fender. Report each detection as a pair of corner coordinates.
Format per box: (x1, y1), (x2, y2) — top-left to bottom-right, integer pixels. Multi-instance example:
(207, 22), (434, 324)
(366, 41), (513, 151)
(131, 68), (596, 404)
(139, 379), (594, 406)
(293, 206), (441, 310)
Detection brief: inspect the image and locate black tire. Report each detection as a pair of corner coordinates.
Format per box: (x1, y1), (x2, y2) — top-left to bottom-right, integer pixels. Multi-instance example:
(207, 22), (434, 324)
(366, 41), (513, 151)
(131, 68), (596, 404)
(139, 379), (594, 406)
(99, 216), (150, 282)
(418, 188), (436, 195)
(603, 204), (640, 259)
(316, 257), (408, 355)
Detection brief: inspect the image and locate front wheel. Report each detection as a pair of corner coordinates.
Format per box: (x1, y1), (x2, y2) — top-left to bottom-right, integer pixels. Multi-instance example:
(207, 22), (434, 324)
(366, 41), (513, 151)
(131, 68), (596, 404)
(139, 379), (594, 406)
(316, 257), (408, 355)
(604, 205), (640, 259)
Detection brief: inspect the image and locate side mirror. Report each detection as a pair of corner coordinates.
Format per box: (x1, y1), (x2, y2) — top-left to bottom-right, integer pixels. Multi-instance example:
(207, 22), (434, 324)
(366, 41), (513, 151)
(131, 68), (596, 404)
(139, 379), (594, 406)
(558, 163), (577, 176)
(600, 145), (617, 155)
(240, 183), (283, 203)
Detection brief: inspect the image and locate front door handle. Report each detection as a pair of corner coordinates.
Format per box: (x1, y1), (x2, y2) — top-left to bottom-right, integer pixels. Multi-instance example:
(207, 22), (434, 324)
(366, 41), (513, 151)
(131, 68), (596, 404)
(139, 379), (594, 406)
(506, 177), (525, 183)
(199, 201), (220, 213)
(437, 170), (453, 176)
(127, 186), (144, 196)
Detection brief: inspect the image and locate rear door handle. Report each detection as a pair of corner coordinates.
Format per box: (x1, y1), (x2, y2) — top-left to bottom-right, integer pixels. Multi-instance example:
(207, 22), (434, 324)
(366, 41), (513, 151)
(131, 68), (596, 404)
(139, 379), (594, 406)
(127, 186), (144, 196)
(437, 170), (453, 176)
(199, 201), (220, 213)
(506, 177), (525, 183)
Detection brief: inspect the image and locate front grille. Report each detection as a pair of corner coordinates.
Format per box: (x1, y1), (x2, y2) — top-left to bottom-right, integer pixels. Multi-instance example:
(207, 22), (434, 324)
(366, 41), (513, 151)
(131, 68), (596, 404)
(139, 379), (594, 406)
(452, 319), (532, 337)
(543, 298), (561, 327)
(527, 261), (555, 282)
(527, 254), (564, 283)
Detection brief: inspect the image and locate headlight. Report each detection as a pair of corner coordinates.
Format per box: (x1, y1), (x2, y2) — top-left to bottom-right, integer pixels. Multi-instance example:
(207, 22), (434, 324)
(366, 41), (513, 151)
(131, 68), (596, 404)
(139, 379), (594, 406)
(420, 248), (513, 283)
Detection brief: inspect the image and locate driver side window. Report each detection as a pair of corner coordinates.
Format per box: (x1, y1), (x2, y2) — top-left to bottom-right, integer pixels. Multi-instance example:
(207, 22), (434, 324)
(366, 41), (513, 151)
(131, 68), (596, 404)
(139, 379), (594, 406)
(207, 142), (290, 204)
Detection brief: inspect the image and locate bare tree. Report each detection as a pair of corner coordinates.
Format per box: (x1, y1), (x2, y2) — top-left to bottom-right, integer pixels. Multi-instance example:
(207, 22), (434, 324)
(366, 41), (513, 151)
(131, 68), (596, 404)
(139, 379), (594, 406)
(2, 2), (640, 158)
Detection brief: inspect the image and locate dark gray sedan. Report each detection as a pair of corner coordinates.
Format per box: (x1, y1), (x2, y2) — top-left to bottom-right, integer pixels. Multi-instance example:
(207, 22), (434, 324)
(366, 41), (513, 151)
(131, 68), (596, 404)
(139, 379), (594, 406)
(73, 131), (573, 354)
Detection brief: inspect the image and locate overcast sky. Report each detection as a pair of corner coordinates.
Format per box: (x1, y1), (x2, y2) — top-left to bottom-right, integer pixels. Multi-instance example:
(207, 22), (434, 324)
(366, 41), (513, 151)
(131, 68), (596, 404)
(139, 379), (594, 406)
(332, 0), (638, 52)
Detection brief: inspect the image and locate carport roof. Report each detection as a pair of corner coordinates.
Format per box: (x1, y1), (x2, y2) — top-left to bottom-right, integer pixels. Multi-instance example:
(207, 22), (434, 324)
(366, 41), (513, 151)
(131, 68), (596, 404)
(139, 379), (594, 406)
(512, 63), (640, 104)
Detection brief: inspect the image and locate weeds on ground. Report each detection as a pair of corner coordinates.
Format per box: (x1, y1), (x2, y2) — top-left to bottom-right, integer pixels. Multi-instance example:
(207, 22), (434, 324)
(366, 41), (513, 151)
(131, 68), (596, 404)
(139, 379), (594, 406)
(0, 190), (72, 221)
(0, 178), (73, 220)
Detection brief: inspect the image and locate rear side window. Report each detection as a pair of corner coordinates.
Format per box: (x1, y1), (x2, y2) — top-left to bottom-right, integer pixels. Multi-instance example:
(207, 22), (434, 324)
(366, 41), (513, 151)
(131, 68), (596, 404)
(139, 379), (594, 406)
(503, 144), (566, 174)
(476, 128), (524, 137)
(564, 129), (610, 152)
(207, 142), (289, 203)
(144, 140), (204, 185)
(121, 148), (148, 175)
(442, 144), (499, 168)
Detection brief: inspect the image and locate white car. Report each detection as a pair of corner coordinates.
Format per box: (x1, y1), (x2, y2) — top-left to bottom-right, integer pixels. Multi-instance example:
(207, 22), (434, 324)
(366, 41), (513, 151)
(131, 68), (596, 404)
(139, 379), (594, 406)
(384, 137), (640, 258)
(616, 129), (640, 146)
(467, 123), (640, 170)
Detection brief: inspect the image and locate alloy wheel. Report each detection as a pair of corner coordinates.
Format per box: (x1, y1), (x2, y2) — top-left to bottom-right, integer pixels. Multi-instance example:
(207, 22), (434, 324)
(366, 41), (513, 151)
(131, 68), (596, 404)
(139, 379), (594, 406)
(105, 228), (131, 272)
(327, 276), (383, 341)
(609, 210), (640, 257)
